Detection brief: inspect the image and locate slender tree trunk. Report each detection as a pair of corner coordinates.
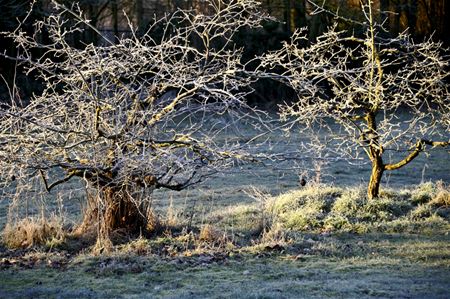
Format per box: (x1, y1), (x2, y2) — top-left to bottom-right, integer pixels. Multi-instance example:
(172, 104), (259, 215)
(285, 0), (306, 33)
(266, 0), (272, 15)
(87, 4), (98, 46)
(368, 155), (384, 199)
(284, 0), (291, 33)
(111, 0), (119, 44)
(445, 0), (450, 45)
(366, 111), (384, 200)
(294, 0), (307, 28)
(406, 0), (418, 36)
(390, 0), (400, 35)
(380, 0), (390, 29)
(135, 0), (144, 35)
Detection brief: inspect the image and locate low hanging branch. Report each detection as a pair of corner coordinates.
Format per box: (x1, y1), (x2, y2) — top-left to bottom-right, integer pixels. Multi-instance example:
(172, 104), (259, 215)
(39, 169), (78, 192)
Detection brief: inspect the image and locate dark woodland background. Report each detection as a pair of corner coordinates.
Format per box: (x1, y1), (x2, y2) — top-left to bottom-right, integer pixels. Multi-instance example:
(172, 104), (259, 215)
(1, 0), (448, 104)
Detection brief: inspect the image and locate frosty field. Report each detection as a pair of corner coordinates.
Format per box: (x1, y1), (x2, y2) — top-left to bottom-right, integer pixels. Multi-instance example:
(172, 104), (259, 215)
(0, 120), (449, 299)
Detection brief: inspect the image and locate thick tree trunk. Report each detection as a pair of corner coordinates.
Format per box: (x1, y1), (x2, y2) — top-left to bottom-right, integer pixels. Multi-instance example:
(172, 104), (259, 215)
(102, 187), (148, 232)
(77, 185), (156, 252)
(368, 155), (384, 200)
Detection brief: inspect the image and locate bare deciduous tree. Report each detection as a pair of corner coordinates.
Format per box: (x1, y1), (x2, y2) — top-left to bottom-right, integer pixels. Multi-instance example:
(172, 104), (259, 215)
(260, 0), (449, 199)
(0, 0), (266, 250)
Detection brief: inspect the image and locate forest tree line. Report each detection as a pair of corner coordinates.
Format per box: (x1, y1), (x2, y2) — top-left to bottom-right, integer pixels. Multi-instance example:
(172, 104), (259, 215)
(1, 0), (448, 102)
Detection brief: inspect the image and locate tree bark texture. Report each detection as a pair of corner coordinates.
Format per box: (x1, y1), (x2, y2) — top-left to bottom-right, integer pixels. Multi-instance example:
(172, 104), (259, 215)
(368, 155), (384, 200)
(366, 112), (384, 200)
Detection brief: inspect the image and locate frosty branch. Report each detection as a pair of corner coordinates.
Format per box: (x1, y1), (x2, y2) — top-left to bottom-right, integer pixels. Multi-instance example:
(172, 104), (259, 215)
(0, 0), (268, 250)
(260, 0), (449, 199)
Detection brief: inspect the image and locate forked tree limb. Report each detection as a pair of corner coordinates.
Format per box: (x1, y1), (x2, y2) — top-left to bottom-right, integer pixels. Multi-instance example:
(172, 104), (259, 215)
(39, 169), (78, 192)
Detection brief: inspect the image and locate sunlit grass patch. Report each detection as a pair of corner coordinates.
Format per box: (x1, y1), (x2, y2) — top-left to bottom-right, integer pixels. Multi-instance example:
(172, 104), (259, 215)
(117, 236), (152, 255)
(207, 204), (264, 235)
(2, 216), (66, 249)
(201, 182), (450, 241)
(264, 182), (450, 234)
(2, 182), (448, 256)
(269, 185), (341, 214)
(267, 185), (340, 231)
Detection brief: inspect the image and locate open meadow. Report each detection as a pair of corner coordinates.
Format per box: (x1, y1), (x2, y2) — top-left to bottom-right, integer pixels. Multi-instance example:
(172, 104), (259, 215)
(1, 0), (449, 297)
(1, 125), (449, 298)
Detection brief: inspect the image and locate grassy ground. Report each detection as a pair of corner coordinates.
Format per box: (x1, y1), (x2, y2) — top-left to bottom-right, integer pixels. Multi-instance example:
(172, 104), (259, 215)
(0, 233), (449, 298)
(1, 183), (449, 298)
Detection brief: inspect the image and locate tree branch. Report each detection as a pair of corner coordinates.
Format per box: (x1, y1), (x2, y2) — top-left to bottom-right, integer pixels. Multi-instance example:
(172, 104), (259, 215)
(385, 139), (449, 171)
(39, 169), (77, 192)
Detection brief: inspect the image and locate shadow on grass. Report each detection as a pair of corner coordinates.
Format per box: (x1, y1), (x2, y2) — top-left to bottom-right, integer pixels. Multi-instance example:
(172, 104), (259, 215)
(1, 182), (449, 298)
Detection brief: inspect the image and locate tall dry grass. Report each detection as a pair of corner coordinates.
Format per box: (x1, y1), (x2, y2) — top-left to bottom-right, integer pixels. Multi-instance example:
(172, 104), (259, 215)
(2, 216), (65, 249)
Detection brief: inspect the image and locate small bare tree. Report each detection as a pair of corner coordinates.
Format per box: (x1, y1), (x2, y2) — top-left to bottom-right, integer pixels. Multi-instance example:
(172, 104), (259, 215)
(260, 0), (449, 199)
(0, 0), (266, 249)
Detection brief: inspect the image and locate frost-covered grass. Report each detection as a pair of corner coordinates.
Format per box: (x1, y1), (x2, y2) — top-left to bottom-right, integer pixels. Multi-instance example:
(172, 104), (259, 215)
(1, 176), (450, 298)
(1, 232), (449, 298)
(212, 182), (450, 235)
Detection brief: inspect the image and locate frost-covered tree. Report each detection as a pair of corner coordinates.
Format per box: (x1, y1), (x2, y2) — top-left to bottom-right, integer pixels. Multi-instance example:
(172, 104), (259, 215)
(0, 0), (266, 249)
(260, 0), (449, 199)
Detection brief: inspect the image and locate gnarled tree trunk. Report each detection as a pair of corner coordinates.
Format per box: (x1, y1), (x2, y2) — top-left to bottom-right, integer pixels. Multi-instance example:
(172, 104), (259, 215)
(77, 184), (156, 252)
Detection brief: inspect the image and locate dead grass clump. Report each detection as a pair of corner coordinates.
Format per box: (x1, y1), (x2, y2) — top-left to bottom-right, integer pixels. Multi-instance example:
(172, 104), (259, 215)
(281, 200), (325, 230)
(411, 182), (435, 204)
(73, 206), (164, 254)
(198, 224), (228, 247)
(269, 185), (341, 214)
(331, 188), (365, 217)
(323, 213), (352, 231)
(92, 221), (114, 255)
(408, 182), (450, 221)
(243, 223), (290, 254)
(378, 214), (449, 234)
(427, 183), (450, 220)
(260, 223), (287, 245)
(429, 189), (450, 208)
(2, 216), (65, 249)
(362, 197), (410, 222)
(119, 236), (152, 255)
(410, 204), (433, 220)
(331, 186), (412, 223)
(146, 210), (163, 234)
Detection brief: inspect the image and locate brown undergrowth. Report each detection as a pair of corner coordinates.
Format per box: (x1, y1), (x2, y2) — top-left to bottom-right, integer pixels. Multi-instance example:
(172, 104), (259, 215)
(2, 216), (66, 249)
(1, 182), (449, 265)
